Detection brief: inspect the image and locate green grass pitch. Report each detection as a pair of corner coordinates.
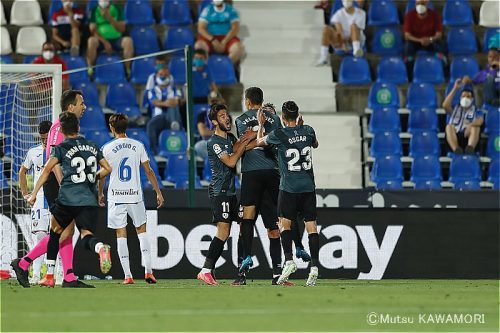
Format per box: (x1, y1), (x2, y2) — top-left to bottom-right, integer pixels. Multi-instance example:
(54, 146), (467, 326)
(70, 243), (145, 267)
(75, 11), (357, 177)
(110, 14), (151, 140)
(1, 279), (498, 332)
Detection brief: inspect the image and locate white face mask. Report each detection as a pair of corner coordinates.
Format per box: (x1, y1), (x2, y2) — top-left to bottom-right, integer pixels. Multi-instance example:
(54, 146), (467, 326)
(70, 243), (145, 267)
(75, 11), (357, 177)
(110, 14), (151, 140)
(99, 0), (110, 8)
(63, 1), (73, 8)
(416, 4), (427, 14)
(156, 75), (171, 86)
(460, 97), (473, 108)
(342, 0), (353, 9)
(42, 51), (54, 61)
(213, 0), (224, 6)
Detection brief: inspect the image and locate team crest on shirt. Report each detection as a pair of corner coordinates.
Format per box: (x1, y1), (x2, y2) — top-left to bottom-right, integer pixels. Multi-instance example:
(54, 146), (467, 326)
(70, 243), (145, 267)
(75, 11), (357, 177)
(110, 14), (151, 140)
(222, 213), (229, 219)
(213, 144), (222, 154)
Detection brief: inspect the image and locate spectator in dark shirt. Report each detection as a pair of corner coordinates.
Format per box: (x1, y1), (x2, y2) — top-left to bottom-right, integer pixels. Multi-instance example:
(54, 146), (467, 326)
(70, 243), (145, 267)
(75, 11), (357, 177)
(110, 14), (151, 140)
(51, 0), (84, 56)
(191, 49), (219, 104)
(463, 48), (499, 106)
(32, 42), (70, 91)
(194, 109), (214, 161)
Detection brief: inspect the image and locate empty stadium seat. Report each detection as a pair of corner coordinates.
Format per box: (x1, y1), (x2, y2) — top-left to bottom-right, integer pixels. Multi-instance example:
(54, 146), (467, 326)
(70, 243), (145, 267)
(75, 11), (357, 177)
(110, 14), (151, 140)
(484, 104), (500, 134)
(1, 27), (11, 55)
(0, 160), (7, 189)
(339, 57), (371, 85)
(62, 56), (89, 85)
(410, 155), (442, 188)
(75, 82), (100, 107)
(10, 0), (43, 26)
(367, 0), (399, 26)
(368, 107), (400, 133)
(48, 0), (63, 21)
(80, 105), (107, 132)
(0, 55), (12, 64)
(125, 0), (155, 25)
(22, 55), (38, 64)
(370, 131), (402, 157)
(487, 158), (500, 189)
(127, 128), (153, 153)
(371, 27), (403, 56)
(408, 107), (438, 133)
(161, 0), (192, 26)
(0, 2), (6, 25)
(94, 55), (126, 84)
(483, 28), (500, 52)
(443, 0), (473, 26)
(479, 0), (499, 28)
(405, 0), (434, 13)
(452, 179), (481, 190)
(409, 131), (440, 157)
(106, 83), (138, 109)
(413, 56), (444, 84)
(407, 83), (437, 109)
(16, 27), (46, 55)
(158, 130), (188, 158)
(371, 155), (403, 186)
(163, 27), (194, 50)
(447, 27), (477, 55)
(203, 156), (211, 181)
(175, 176), (203, 189)
(116, 106), (143, 118)
(208, 55), (237, 85)
(84, 130), (113, 148)
(86, 0), (98, 21)
(376, 57), (407, 84)
(168, 57), (186, 85)
(130, 26), (160, 55)
(449, 154), (481, 185)
(486, 134), (500, 161)
(164, 153), (188, 183)
(368, 82), (400, 109)
(449, 56), (479, 82)
(141, 157), (164, 189)
(131, 57), (156, 84)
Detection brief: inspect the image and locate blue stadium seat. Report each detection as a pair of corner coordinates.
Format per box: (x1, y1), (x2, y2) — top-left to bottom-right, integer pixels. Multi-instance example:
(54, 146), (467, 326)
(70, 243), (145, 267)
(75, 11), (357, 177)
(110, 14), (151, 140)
(405, 0), (434, 13)
(449, 56), (479, 82)
(158, 130), (188, 158)
(483, 104), (500, 134)
(0, 55), (13, 64)
(124, 0), (155, 26)
(130, 26), (160, 55)
(203, 157), (211, 181)
(85, 0), (98, 22)
(79, 105), (107, 132)
(23, 55), (38, 64)
(413, 56), (444, 84)
(131, 57), (156, 84)
(486, 134), (500, 161)
(376, 57), (407, 84)
(141, 156), (164, 189)
(375, 179), (403, 189)
(106, 82), (138, 109)
(164, 153), (188, 183)
(208, 55), (237, 85)
(161, 0), (192, 26)
(483, 28), (500, 52)
(368, 0), (399, 26)
(168, 57), (186, 85)
(339, 57), (372, 85)
(126, 128), (153, 154)
(95, 55), (126, 84)
(48, 0), (63, 24)
(84, 130), (113, 148)
(410, 155), (442, 188)
(447, 27), (477, 56)
(371, 155), (403, 187)
(408, 107), (438, 133)
(452, 179), (481, 190)
(487, 157), (500, 189)
(449, 154), (481, 184)
(193, 104), (210, 130)
(62, 56), (89, 85)
(74, 82), (99, 107)
(407, 83), (437, 109)
(371, 27), (403, 56)
(370, 131), (402, 157)
(409, 131), (440, 157)
(444, 81), (461, 108)
(175, 176), (203, 189)
(368, 107), (400, 133)
(443, 0), (473, 26)
(368, 82), (400, 109)
(163, 27), (194, 50)
(116, 106), (143, 118)
(0, 160), (7, 189)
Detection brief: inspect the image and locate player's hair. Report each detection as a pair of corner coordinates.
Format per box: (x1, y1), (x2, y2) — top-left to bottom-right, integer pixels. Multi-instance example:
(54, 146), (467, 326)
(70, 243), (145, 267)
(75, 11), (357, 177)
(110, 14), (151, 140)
(244, 87), (264, 105)
(194, 48), (208, 58)
(282, 101), (299, 121)
(60, 89), (83, 111)
(109, 113), (128, 134)
(208, 103), (227, 121)
(59, 112), (79, 136)
(261, 103), (276, 114)
(38, 120), (52, 134)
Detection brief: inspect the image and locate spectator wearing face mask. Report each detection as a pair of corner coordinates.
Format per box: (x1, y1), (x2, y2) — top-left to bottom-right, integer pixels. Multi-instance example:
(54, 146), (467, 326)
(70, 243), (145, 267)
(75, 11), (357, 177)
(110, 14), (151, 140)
(32, 42), (70, 91)
(87, 0), (134, 77)
(443, 80), (484, 155)
(146, 66), (183, 155)
(403, 0), (446, 74)
(195, 0), (243, 64)
(145, 56), (174, 91)
(316, 0), (366, 65)
(191, 49), (220, 104)
(462, 48), (500, 107)
(51, 0), (84, 56)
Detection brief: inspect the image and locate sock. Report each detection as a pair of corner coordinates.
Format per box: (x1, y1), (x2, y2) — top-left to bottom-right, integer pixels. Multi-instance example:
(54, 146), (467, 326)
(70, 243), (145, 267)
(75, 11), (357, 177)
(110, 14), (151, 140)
(46, 230), (61, 262)
(203, 236), (225, 270)
(19, 235), (49, 270)
(117, 237), (132, 278)
(240, 219), (254, 258)
(319, 46), (329, 61)
(46, 260), (56, 275)
(352, 41), (361, 52)
(81, 234), (103, 254)
(269, 237), (282, 276)
(308, 233), (320, 268)
(291, 221), (304, 249)
(59, 238), (76, 282)
(31, 232), (47, 279)
(237, 234), (243, 267)
(137, 233), (152, 274)
(280, 230), (293, 261)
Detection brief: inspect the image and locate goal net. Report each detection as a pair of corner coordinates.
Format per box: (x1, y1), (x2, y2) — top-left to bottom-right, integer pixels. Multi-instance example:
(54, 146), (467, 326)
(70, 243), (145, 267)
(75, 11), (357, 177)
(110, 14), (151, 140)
(0, 64), (62, 274)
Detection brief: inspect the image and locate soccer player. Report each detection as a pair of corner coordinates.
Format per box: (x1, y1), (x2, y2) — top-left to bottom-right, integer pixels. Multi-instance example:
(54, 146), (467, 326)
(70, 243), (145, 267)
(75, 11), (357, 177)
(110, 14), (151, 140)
(19, 112), (112, 288)
(197, 104), (252, 285)
(256, 101), (320, 286)
(99, 114), (164, 285)
(18, 121), (52, 284)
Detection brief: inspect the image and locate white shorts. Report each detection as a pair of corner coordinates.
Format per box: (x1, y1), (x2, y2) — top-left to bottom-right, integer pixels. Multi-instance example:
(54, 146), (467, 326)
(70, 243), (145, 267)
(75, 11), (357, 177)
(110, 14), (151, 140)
(107, 201), (147, 229)
(31, 208), (51, 233)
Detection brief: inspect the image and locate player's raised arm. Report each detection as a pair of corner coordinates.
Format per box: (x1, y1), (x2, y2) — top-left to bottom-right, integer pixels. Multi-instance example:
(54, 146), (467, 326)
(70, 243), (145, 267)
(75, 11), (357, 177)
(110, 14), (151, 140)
(219, 137), (249, 168)
(141, 160), (165, 208)
(27, 157), (59, 206)
(255, 109), (269, 147)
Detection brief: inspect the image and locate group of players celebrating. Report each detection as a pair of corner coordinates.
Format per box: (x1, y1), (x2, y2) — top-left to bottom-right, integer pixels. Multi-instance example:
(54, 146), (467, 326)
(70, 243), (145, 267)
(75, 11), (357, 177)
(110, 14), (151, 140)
(11, 86), (319, 288)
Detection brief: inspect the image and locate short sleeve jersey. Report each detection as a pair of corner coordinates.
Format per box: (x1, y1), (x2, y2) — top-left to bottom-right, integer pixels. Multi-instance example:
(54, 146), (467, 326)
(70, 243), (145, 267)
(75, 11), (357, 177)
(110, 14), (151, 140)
(266, 125), (317, 193)
(90, 4), (124, 40)
(447, 105), (484, 133)
(22, 144), (47, 209)
(102, 137), (149, 203)
(199, 3), (239, 36)
(193, 65), (214, 98)
(51, 6), (84, 41)
(403, 9), (442, 38)
(235, 109), (282, 172)
(50, 136), (103, 206)
(207, 133), (237, 197)
(331, 7), (366, 39)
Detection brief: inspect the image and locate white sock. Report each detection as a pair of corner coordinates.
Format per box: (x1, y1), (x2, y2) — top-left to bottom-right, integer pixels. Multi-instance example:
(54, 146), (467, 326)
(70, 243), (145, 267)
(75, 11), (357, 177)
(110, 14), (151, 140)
(352, 41), (361, 52)
(319, 46), (329, 61)
(46, 260), (55, 275)
(94, 242), (104, 254)
(117, 237), (132, 278)
(32, 232), (47, 280)
(310, 266), (318, 273)
(201, 268), (211, 274)
(137, 233), (152, 274)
